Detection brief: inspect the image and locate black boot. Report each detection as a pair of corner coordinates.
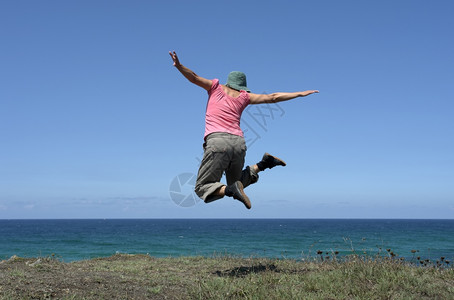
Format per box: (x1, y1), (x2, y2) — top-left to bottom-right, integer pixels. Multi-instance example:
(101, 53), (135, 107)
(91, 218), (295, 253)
(256, 153), (286, 171)
(225, 181), (251, 209)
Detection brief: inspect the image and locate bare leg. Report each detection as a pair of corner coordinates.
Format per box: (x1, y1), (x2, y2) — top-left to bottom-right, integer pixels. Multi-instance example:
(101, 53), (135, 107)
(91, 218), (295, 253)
(207, 155), (283, 207)
(210, 183), (251, 209)
(212, 162), (277, 200)
(256, 153), (286, 171)
(210, 185), (227, 199)
(252, 164), (261, 174)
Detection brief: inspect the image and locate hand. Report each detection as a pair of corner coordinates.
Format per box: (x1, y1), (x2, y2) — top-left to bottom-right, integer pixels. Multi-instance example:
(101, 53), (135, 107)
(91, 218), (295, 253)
(302, 90), (319, 96)
(169, 51), (181, 67)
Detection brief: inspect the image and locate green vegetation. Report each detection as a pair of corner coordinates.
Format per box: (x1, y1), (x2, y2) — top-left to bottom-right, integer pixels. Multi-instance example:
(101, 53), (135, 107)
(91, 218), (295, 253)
(0, 254), (453, 299)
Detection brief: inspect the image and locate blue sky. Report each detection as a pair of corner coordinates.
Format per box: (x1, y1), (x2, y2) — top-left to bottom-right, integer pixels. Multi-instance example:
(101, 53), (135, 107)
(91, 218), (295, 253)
(1, 0), (453, 219)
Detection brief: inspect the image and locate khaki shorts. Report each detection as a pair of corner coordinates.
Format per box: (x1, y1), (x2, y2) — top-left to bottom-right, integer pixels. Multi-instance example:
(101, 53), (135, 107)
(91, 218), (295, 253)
(195, 133), (258, 202)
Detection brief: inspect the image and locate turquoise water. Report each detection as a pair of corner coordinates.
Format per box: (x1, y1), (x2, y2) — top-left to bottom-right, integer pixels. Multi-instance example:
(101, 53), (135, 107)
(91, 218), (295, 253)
(0, 219), (453, 262)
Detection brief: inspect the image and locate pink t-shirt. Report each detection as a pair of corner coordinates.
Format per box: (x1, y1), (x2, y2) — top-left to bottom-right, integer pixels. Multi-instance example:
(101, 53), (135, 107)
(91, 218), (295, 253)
(204, 79), (250, 139)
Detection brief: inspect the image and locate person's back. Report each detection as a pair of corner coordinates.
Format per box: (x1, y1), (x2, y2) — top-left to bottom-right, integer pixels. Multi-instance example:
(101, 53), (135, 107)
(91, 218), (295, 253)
(222, 85), (241, 98)
(169, 50), (318, 210)
(204, 79), (250, 139)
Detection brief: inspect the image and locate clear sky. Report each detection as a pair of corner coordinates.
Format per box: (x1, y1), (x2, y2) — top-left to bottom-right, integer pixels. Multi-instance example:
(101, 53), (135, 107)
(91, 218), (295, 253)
(1, 0), (453, 219)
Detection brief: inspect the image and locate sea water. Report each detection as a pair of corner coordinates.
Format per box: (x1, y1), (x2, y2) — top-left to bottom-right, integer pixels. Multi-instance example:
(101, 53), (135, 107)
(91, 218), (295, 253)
(0, 219), (453, 262)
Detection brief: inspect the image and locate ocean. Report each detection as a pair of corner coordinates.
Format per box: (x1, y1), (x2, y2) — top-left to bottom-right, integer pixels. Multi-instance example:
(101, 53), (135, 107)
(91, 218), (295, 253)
(0, 219), (453, 263)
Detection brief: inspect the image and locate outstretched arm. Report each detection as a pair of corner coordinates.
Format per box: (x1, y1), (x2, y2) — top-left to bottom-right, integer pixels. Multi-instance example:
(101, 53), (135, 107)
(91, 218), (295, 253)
(169, 51), (212, 91)
(249, 90), (319, 104)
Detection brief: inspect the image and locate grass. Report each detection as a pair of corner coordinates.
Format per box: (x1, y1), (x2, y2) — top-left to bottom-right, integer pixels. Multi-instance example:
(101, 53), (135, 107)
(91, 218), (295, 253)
(0, 253), (453, 299)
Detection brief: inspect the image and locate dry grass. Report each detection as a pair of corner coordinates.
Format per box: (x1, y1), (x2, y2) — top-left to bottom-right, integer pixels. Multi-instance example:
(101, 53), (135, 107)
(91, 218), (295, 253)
(0, 254), (453, 299)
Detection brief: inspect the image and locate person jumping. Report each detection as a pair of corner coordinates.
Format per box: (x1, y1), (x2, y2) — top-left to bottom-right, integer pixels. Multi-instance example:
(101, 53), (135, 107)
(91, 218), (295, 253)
(169, 51), (318, 209)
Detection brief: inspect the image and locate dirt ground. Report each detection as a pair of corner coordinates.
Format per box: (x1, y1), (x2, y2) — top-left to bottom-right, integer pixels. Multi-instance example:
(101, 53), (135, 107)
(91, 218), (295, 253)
(0, 254), (192, 299)
(1, 253), (453, 299)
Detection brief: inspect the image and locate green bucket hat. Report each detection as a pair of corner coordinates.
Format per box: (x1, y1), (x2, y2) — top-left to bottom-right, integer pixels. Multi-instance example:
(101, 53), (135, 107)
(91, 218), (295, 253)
(226, 71), (250, 92)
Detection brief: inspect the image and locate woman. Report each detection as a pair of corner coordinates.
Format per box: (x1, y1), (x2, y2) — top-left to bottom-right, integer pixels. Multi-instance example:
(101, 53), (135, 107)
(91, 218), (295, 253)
(169, 51), (318, 209)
